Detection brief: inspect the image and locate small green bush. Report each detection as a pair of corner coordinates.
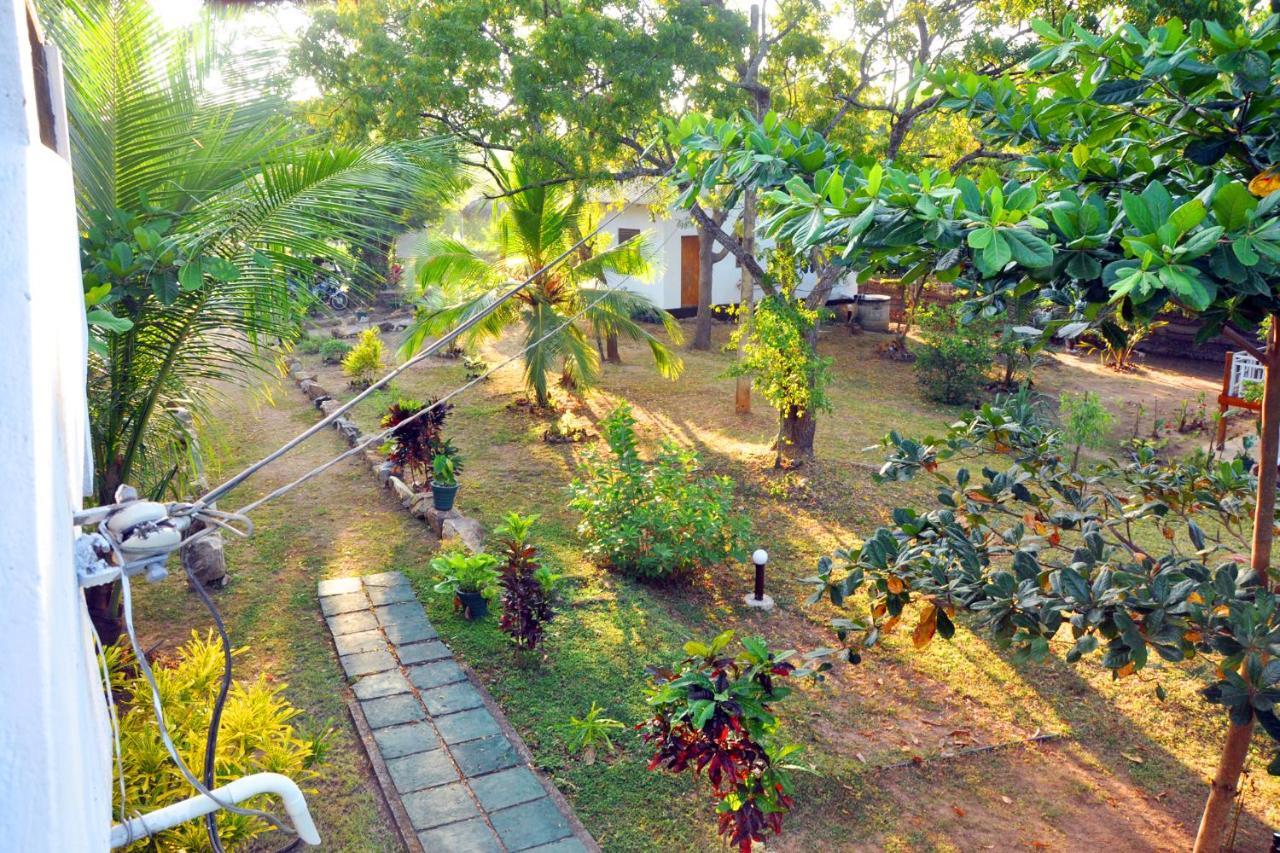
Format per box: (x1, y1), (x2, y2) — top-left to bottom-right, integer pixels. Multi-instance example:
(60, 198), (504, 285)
(431, 550), (501, 598)
(569, 404), (749, 580)
(912, 303), (994, 405)
(342, 328), (383, 388)
(296, 333), (326, 355)
(318, 338), (351, 364)
(110, 631), (326, 852)
(1059, 390), (1114, 470)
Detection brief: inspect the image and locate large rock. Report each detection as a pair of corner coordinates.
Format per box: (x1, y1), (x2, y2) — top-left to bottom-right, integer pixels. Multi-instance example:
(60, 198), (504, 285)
(319, 398), (342, 417)
(442, 516), (485, 553)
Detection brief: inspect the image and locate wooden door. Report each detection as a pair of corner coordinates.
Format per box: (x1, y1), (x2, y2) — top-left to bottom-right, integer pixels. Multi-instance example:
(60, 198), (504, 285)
(680, 235), (700, 308)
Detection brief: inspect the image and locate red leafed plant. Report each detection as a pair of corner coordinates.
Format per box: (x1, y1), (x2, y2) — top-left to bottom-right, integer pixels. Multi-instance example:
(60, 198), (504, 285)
(641, 630), (804, 851)
(495, 512), (559, 651)
(381, 396), (456, 489)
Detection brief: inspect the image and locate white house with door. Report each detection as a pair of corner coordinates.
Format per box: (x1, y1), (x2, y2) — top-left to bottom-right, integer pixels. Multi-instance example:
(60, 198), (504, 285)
(596, 184), (859, 314)
(398, 184), (859, 313)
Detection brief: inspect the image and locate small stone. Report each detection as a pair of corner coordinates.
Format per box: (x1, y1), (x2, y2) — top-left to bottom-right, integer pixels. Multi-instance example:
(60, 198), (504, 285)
(326, 609), (379, 636)
(361, 693), (426, 729)
(420, 682), (485, 717)
(409, 495), (431, 519)
(318, 577), (362, 597)
(386, 749), (459, 794)
(377, 462), (395, 486)
(402, 782), (480, 830)
(407, 660), (467, 692)
(442, 516), (485, 554)
(434, 706), (500, 745)
(416, 818), (500, 853)
(352, 669), (411, 701)
(319, 398), (342, 417)
(452, 735), (519, 777)
(340, 648), (397, 678)
(396, 640), (452, 665)
(181, 526), (227, 587)
(320, 591), (369, 616)
(373, 721), (440, 759)
(333, 628), (387, 657)
(489, 797), (572, 851)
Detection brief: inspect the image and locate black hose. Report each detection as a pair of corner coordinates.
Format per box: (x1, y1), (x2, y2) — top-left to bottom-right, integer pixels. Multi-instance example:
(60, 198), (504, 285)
(184, 559), (232, 853)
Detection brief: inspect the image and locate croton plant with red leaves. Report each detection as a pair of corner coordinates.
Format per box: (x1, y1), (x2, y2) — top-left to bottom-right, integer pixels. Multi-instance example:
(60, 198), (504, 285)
(641, 631), (806, 851)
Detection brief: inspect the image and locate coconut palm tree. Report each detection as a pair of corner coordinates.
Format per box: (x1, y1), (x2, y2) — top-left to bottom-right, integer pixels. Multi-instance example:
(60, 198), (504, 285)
(400, 159), (683, 407)
(47, 0), (460, 505)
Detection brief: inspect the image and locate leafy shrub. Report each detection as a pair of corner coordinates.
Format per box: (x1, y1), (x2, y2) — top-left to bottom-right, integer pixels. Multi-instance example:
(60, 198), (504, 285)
(295, 333), (326, 355)
(496, 512), (559, 650)
(110, 631), (326, 852)
(642, 631), (801, 852)
(568, 404), (749, 580)
(381, 396), (456, 488)
(911, 303), (994, 404)
(431, 453), (458, 486)
(342, 328), (384, 388)
(318, 338), (351, 364)
(431, 550), (500, 598)
(1078, 316), (1166, 372)
(1242, 378), (1264, 404)
(1059, 390), (1114, 470)
(566, 703), (625, 756)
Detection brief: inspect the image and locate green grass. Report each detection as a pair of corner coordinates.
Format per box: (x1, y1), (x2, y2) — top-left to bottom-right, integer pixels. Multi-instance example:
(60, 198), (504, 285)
(135, 320), (1277, 851)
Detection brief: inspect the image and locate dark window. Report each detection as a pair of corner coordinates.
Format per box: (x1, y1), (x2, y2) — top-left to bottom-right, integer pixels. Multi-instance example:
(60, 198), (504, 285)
(618, 227), (641, 245)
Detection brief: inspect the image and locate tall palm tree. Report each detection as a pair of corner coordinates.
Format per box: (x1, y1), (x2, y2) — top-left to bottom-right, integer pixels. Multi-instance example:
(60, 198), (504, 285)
(46, 0), (460, 505)
(401, 159), (683, 407)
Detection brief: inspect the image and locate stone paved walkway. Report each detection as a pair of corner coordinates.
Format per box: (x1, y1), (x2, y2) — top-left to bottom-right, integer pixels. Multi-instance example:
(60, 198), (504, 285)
(319, 571), (592, 853)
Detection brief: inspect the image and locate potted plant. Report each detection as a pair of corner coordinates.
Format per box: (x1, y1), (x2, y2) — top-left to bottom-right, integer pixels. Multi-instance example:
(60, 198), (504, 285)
(431, 551), (500, 619)
(430, 452), (460, 511)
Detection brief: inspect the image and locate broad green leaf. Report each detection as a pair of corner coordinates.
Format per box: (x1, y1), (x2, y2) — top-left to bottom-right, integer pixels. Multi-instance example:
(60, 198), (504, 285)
(1003, 228), (1054, 267)
(1213, 181), (1257, 231)
(982, 230), (1012, 270)
(1121, 191), (1155, 234)
(178, 261), (203, 292)
(86, 308), (133, 333)
(1168, 199), (1206, 236)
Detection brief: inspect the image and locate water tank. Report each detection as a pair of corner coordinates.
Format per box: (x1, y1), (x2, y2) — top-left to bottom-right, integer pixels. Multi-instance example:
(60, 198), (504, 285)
(857, 294), (892, 332)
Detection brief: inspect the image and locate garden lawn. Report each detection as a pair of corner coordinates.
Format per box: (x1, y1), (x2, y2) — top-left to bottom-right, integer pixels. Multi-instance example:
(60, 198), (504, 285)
(141, 316), (1276, 852)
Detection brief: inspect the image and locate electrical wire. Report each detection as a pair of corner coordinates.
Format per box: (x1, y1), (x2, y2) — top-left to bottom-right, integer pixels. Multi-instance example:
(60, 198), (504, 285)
(192, 153), (670, 512)
(233, 222), (681, 519)
(91, 617), (129, 838)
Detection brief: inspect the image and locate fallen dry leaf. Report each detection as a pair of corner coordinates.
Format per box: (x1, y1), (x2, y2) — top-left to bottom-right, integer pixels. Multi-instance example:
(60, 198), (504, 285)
(1001, 795), (1013, 805)
(952, 805), (966, 818)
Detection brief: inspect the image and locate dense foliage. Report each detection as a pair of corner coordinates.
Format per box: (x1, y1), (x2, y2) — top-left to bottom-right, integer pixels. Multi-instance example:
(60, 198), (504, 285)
(911, 303), (995, 404)
(496, 513), (558, 651)
(569, 405), (749, 580)
(108, 632), (326, 852)
(802, 397), (1280, 768)
(381, 396), (455, 489)
(642, 631), (802, 853)
(400, 158), (683, 407)
(52, 0), (457, 505)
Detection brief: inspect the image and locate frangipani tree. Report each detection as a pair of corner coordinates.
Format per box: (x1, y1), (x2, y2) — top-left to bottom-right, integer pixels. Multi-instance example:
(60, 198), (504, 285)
(401, 158), (683, 408)
(682, 12), (1280, 851)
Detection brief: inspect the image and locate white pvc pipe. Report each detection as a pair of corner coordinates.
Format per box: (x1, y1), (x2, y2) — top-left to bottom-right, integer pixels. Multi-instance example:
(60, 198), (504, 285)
(108, 772), (321, 848)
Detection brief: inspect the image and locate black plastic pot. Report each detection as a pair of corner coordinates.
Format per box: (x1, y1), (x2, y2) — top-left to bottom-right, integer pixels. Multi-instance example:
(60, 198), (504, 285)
(431, 481), (459, 511)
(456, 590), (488, 620)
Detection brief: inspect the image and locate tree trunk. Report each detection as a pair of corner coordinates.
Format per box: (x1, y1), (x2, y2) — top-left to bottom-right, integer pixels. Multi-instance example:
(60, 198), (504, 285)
(735, 189), (758, 414)
(1191, 317), (1278, 853)
(606, 331), (621, 364)
(776, 404), (817, 467)
(692, 222), (717, 351)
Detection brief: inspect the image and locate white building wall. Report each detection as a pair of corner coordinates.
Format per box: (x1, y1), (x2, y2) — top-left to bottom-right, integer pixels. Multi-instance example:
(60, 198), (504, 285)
(0, 2), (111, 849)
